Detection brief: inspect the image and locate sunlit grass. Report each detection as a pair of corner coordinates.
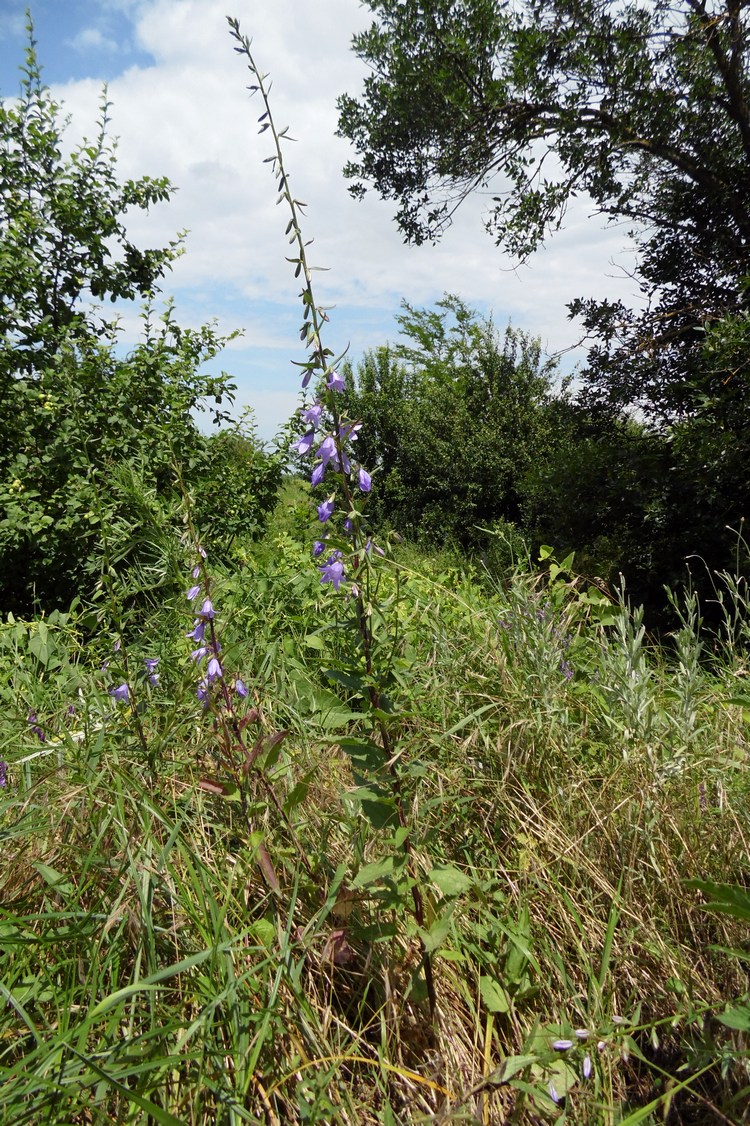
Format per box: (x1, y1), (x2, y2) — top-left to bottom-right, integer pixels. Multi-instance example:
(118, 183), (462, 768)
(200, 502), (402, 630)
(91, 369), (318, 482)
(2, 507), (749, 1123)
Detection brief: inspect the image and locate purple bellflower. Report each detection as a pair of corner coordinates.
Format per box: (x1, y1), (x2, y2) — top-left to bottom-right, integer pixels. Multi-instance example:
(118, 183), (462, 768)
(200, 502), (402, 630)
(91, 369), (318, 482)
(294, 430), (315, 457)
(320, 555), (345, 590)
(109, 683), (130, 703)
(326, 369), (345, 393)
(358, 467), (372, 493)
(317, 498), (334, 523)
(302, 402), (323, 428)
(311, 462), (325, 488)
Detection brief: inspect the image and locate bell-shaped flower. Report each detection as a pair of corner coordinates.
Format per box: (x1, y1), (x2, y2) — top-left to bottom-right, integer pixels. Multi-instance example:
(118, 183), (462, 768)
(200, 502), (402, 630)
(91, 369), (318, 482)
(358, 467), (372, 493)
(294, 430), (315, 457)
(302, 402), (323, 428)
(317, 498), (334, 523)
(326, 369), (345, 393)
(320, 555), (345, 590)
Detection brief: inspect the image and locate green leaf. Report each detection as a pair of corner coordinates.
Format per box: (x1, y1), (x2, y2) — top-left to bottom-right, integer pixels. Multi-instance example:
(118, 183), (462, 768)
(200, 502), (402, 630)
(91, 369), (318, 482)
(352, 856), (396, 889)
(34, 861), (74, 898)
(428, 863), (473, 897)
(717, 1003), (750, 1031)
(479, 975), (511, 1013)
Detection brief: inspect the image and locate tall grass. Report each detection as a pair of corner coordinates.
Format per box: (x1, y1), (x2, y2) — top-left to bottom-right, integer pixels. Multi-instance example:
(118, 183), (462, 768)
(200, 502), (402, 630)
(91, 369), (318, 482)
(2, 497), (749, 1123)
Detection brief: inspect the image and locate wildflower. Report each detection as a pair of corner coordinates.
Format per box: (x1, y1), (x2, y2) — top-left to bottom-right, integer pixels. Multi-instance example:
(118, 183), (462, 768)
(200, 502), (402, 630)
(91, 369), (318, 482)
(358, 467), (372, 493)
(199, 598), (215, 620)
(192, 563), (201, 579)
(206, 655), (223, 683)
(187, 620), (206, 642)
(144, 658), (160, 686)
(187, 584), (201, 601)
(235, 678), (248, 698)
(302, 402), (323, 428)
(317, 498), (334, 523)
(574, 1029), (591, 1040)
(583, 1054), (592, 1079)
(343, 518), (353, 534)
(320, 555), (345, 591)
(548, 1081), (560, 1104)
(0, 760), (6, 787)
(560, 659), (573, 681)
(113, 638), (121, 653)
(109, 683), (130, 703)
(294, 430), (315, 457)
(196, 680), (210, 708)
(27, 710), (45, 742)
(311, 462), (325, 488)
(312, 540), (326, 557)
(317, 435), (339, 470)
(552, 1040), (574, 1051)
(326, 369), (345, 392)
(191, 646), (208, 663)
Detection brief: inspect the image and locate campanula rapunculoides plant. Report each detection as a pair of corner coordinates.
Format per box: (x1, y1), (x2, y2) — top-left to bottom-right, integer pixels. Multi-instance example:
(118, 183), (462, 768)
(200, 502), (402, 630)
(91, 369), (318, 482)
(229, 16), (438, 1020)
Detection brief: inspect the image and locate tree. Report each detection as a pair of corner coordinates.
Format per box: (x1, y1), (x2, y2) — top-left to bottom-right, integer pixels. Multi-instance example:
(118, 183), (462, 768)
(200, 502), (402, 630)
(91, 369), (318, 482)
(342, 295), (560, 553)
(337, 0), (750, 420)
(0, 27), (280, 613)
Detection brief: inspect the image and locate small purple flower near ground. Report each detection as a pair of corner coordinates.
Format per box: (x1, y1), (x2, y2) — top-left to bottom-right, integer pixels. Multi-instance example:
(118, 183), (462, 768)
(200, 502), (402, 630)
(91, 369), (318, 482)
(144, 658), (159, 685)
(199, 598), (215, 620)
(207, 656), (222, 683)
(109, 683), (130, 703)
(583, 1054), (592, 1079)
(235, 678), (248, 698)
(548, 1081), (560, 1104)
(27, 710), (45, 742)
(320, 555), (345, 591)
(187, 583), (201, 601)
(0, 760), (7, 787)
(313, 540), (326, 557)
(552, 1040), (574, 1051)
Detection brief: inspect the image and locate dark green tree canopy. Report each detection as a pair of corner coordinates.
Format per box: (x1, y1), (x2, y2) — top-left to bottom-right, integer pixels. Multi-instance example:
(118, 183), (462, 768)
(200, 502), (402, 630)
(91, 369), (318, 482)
(338, 0), (750, 416)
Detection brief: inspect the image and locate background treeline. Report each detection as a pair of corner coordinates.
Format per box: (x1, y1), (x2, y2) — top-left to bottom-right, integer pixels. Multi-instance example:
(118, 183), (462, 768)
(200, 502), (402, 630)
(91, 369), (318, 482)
(340, 294), (748, 625)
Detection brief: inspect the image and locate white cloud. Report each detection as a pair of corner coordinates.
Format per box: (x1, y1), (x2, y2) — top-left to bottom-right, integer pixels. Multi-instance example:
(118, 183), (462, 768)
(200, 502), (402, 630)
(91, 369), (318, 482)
(51, 0), (641, 436)
(66, 27), (119, 53)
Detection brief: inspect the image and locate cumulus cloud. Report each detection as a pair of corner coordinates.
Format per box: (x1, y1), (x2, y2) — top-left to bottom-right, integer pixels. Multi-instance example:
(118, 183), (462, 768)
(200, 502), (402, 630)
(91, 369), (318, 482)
(49, 0), (641, 435)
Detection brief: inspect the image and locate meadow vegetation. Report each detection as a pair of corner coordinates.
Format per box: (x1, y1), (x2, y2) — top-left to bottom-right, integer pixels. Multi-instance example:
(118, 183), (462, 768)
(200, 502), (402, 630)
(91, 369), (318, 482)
(2, 10), (750, 1125)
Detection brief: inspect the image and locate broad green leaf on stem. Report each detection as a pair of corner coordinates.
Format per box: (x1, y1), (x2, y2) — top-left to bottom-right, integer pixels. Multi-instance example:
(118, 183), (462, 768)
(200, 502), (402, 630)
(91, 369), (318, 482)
(419, 908), (454, 953)
(428, 863), (473, 897)
(485, 1054), (537, 1085)
(352, 856), (396, 889)
(479, 975), (511, 1013)
(717, 1003), (750, 1031)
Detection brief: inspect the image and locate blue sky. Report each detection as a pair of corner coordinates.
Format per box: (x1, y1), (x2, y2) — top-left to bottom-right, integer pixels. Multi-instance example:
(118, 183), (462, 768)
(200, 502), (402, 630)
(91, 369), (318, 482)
(0, 0), (640, 441)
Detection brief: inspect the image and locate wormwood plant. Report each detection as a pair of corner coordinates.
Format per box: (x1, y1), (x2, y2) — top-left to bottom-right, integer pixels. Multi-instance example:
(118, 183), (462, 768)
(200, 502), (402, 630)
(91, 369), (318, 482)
(228, 17), (442, 1022)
